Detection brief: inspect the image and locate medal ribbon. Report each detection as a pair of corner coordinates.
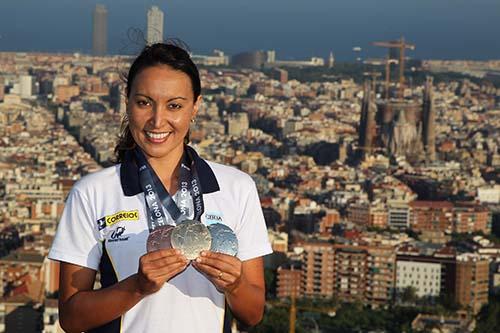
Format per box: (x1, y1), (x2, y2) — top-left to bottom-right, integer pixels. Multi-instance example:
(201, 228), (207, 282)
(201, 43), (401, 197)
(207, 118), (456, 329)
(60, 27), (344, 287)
(134, 146), (204, 232)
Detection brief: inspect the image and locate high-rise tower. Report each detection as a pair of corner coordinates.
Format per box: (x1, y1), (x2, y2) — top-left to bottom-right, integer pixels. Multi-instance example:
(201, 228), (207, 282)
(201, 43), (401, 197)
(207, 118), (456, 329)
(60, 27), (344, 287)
(358, 80), (377, 157)
(0, 77), (5, 102)
(147, 6), (164, 45)
(92, 4), (107, 56)
(328, 52), (335, 68)
(422, 76), (436, 161)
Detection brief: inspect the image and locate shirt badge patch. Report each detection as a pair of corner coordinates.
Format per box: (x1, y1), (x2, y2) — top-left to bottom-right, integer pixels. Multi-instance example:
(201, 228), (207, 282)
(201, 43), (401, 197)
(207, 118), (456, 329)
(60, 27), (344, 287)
(108, 226), (130, 242)
(97, 210), (139, 230)
(204, 211), (223, 225)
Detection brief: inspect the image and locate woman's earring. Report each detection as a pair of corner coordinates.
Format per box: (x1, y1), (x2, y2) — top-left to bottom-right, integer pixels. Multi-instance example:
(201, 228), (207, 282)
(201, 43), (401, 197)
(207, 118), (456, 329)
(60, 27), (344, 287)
(191, 118), (196, 123)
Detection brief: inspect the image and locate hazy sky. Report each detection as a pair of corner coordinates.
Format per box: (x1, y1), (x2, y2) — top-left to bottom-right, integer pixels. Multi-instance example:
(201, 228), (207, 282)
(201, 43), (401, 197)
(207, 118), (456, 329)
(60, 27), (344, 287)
(1, 0), (499, 60)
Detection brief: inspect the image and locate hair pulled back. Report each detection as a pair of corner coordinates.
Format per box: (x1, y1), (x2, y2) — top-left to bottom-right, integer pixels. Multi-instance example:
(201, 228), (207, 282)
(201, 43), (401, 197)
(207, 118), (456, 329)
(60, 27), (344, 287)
(115, 42), (201, 162)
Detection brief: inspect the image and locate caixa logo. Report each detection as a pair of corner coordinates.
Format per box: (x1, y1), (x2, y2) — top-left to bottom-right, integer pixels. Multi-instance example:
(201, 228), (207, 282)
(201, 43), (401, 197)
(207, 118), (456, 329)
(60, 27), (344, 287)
(108, 226), (129, 242)
(204, 212), (223, 225)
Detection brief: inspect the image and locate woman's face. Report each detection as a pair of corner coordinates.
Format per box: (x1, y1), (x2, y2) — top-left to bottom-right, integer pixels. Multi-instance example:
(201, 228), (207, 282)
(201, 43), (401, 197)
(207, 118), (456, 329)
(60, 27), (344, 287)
(127, 65), (200, 161)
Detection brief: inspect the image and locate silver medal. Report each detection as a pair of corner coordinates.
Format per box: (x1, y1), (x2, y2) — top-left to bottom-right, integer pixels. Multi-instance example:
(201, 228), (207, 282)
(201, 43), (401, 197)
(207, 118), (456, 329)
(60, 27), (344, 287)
(171, 220), (212, 260)
(208, 223), (238, 256)
(146, 225), (174, 253)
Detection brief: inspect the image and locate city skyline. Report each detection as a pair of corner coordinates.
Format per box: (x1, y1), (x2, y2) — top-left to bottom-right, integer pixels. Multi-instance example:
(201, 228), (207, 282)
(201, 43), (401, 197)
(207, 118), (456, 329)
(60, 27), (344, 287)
(0, 0), (499, 60)
(0, 50), (498, 332)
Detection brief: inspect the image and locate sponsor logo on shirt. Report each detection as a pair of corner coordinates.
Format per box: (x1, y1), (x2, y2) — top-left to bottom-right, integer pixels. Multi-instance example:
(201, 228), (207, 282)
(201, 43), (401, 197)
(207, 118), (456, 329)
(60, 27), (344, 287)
(205, 211), (223, 225)
(97, 209), (139, 231)
(108, 226), (129, 242)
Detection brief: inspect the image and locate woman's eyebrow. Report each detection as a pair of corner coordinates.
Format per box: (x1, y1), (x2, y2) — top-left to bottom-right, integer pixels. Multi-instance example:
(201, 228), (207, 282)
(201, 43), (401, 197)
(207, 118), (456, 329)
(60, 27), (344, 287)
(134, 93), (187, 102)
(167, 97), (188, 102)
(134, 93), (153, 100)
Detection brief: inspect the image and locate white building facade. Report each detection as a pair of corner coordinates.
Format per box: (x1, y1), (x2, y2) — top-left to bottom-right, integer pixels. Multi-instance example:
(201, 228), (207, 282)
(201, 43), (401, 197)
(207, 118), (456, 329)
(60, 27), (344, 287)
(396, 260), (441, 297)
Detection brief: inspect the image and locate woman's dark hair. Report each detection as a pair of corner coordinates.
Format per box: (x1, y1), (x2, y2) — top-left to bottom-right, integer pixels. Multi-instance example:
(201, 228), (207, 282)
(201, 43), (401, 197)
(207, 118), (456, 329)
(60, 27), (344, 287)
(115, 42), (201, 162)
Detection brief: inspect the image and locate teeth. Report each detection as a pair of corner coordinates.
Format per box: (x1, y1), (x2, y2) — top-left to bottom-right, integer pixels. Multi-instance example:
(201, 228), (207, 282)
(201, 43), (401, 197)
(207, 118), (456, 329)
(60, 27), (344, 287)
(146, 131), (170, 139)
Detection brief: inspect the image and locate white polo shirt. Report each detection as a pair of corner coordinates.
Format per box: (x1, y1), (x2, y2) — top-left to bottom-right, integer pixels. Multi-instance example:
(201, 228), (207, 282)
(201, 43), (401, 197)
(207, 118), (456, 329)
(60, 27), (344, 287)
(48, 148), (272, 333)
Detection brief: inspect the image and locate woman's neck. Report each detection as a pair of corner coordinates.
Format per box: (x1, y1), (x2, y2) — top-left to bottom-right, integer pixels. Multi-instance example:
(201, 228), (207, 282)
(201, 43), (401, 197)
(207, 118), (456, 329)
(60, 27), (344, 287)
(147, 146), (184, 194)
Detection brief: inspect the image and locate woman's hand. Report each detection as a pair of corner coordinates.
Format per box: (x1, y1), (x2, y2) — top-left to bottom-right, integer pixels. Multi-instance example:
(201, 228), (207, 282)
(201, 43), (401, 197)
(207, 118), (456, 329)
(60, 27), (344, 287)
(192, 251), (243, 294)
(136, 248), (188, 296)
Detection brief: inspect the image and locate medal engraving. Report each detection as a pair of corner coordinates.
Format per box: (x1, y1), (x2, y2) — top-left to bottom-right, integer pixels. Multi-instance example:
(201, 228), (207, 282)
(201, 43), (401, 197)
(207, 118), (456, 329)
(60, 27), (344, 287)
(171, 220), (211, 260)
(146, 225), (174, 252)
(208, 223), (238, 256)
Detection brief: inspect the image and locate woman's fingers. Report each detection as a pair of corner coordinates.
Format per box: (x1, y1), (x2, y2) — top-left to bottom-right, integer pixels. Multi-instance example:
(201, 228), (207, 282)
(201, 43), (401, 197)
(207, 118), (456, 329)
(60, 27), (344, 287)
(148, 261), (188, 280)
(138, 250), (243, 295)
(195, 252), (241, 275)
(193, 261), (227, 280)
(137, 250), (189, 295)
(200, 251), (238, 265)
(192, 251), (243, 293)
(141, 248), (184, 263)
(145, 255), (187, 269)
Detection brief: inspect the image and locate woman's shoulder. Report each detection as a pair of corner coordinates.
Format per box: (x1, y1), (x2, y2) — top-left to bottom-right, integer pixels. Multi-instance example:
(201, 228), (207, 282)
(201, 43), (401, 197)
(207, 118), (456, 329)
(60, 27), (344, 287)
(72, 164), (121, 194)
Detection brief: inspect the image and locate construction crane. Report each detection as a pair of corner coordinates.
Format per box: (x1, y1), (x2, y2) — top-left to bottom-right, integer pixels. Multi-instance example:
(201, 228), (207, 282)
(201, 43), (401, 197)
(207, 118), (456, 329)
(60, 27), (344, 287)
(372, 36), (415, 99)
(363, 71), (382, 91)
(383, 58), (399, 100)
(289, 289), (297, 333)
(268, 281), (336, 333)
(363, 60), (394, 99)
(279, 291), (336, 333)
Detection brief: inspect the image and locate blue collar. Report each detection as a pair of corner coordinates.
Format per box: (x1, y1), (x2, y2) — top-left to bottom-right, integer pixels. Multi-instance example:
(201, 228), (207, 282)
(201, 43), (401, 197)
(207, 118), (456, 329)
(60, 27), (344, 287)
(120, 145), (220, 196)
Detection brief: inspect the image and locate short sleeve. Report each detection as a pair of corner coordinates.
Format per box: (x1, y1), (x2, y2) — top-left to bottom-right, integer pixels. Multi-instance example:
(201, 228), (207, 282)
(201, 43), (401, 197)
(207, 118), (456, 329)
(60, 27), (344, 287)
(48, 188), (103, 270)
(235, 180), (273, 261)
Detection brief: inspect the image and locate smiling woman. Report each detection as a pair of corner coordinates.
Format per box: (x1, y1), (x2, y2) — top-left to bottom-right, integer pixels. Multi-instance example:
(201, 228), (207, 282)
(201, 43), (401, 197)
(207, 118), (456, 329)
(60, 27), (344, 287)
(48, 42), (272, 333)
(116, 43), (201, 160)
(126, 64), (200, 189)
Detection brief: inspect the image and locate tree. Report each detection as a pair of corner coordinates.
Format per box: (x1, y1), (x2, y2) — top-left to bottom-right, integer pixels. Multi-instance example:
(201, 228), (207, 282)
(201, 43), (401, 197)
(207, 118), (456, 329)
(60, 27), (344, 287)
(264, 268), (276, 298)
(475, 295), (500, 333)
(400, 286), (418, 304)
(249, 305), (289, 333)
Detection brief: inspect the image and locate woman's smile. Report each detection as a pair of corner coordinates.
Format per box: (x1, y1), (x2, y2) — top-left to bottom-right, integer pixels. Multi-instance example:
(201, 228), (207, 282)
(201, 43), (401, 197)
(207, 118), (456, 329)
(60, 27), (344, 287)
(144, 130), (172, 143)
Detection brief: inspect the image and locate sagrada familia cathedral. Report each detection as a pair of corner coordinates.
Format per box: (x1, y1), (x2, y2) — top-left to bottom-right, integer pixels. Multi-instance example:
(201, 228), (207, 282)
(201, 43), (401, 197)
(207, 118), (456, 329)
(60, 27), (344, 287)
(358, 76), (436, 164)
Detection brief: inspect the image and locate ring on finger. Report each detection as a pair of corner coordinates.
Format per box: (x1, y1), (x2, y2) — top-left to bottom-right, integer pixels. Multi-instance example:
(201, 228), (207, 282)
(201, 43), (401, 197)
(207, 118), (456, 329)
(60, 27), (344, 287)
(218, 271), (223, 280)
